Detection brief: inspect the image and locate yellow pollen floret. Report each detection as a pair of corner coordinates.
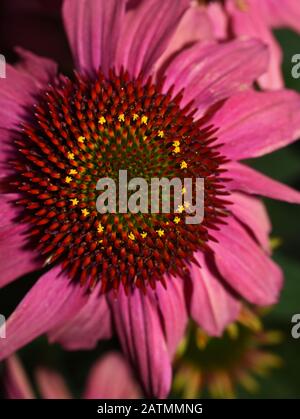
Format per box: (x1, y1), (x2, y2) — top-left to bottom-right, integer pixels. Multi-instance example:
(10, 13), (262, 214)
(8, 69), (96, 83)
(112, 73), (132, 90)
(65, 176), (73, 184)
(98, 116), (106, 125)
(98, 239), (103, 244)
(67, 152), (75, 160)
(158, 130), (164, 138)
(97, 224), (104, 233)
(118, 113), (125, 122)
(182, 187), (186, 194)
(128, 232), (135, 241)
(143, 136), (148, 141)
(180, 161), (188, 169)
(69, 169), (78, 175)
(177, 205), (185, 213)
(77, 136), (86, 143)
(173, 140), (180, 147)
(157, 229), (165, 237)
(133, 113), (139, 121)
(174, 146), (181, 154)
(174, 216), (181, 224)
(141, 115), (148, 125)
(141, 232), (148, 239)
(70, 198), (79, 206)
(81, 208), (90, 217)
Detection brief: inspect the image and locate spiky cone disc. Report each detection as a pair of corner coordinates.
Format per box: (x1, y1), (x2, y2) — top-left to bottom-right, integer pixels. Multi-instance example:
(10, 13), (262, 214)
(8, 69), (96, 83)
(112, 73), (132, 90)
(12, 69), (230, 293)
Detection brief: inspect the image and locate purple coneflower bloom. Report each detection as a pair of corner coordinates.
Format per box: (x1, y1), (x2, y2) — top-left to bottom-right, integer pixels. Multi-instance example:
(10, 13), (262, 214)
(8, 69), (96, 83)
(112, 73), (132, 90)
(4, 352), (141, 399)
(0, 0), (300, 398)
(174, 305), (283, 398)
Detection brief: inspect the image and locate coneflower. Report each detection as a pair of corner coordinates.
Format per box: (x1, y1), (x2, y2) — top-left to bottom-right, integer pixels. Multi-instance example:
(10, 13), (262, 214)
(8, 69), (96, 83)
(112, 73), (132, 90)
(0, 0), (300, 398)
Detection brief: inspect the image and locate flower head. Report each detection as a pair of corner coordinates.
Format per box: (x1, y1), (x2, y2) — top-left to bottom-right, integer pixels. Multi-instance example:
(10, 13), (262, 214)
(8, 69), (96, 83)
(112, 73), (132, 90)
(13, 68), (228, 292)
(173, 306), (283, 398)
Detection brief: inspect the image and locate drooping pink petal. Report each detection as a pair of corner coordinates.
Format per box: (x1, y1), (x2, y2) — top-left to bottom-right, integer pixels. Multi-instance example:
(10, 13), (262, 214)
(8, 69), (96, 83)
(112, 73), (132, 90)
(108, 287), (172, 399)
(211, 90), (300, 160)
(153, 277), (188, 357)
(0, 194), (42, 288)
(63, 0), (126, 75)
(0, 266), (89, 361)
(226, 0), (284, 89)
(115, 0), (189, 77)
(211, 216), (283, 306)
(229, 191), (271, 253)
(4, 355), (35, 399)
(155, 2), (215, 71)
(189, 252), (241, 336)
(225, 161), (300, 204)
(163, 39), (268, 117)
(35, 368), (72, 399)
(84, 352), (142, 399)
(48, 283), (112, 350)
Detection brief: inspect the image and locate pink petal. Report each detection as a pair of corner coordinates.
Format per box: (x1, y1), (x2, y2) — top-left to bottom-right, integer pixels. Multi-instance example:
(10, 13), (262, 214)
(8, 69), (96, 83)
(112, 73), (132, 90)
(4, 355), (35, 399)
(190, 252), (241, 336)
(63, 0), (126, 75)
(116, 0), (189, 77)
(163, 39), (268, 117)
(155, 2), (215, 71)
(211, 216), (283, 306)
(108, 287), (172, 398)
(258, 39), (283, 90)
(14, 47), (58, 89)
(35, 368), (72, 399)
(0, 266), (89, 361)
(225, 161), (300, 204)
(211, 90), (300, 160)
(48, 282), (112, 350)
(206, 2), (228, 39)
(84, 353), (142, 399)
(226, 0), (284, 89)
(154, 277), (188, 357)
(0, 49), (57, 130)
(229, 191), (271, 253)
(0, 194), (42, 288)
(0, 49), (57, 177)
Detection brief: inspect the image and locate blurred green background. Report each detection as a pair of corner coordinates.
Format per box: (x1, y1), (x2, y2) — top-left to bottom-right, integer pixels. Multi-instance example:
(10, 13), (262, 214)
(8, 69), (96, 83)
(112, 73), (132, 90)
(0, 28), (300, 399)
